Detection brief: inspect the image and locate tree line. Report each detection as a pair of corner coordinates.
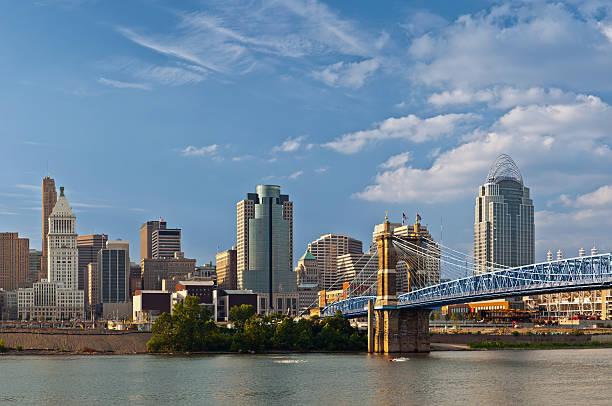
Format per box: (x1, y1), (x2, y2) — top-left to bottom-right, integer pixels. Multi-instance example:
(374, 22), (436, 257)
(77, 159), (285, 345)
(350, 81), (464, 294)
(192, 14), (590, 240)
(146, 296), (367, 353)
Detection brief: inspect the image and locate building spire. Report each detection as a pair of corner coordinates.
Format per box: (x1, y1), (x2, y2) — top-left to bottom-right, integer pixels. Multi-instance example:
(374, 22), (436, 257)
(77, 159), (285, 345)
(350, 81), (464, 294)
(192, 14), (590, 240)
(60, 186), (64, 197)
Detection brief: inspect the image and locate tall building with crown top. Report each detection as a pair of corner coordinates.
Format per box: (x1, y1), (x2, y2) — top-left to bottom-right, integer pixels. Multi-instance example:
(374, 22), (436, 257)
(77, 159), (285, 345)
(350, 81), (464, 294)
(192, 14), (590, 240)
(48, 187), (78, 289)
(474, 154), (534, 274)
(18, 186), (84, 320)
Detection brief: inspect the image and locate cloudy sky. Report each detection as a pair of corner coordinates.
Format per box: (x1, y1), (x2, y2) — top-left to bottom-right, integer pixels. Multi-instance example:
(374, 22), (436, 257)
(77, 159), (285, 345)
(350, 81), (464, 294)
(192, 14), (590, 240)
(1, 0), (612, 266)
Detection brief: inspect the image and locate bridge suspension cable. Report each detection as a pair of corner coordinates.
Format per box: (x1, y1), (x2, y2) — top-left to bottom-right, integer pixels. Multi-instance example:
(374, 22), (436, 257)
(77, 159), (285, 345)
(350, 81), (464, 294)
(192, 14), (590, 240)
(297, 242), (378, 316)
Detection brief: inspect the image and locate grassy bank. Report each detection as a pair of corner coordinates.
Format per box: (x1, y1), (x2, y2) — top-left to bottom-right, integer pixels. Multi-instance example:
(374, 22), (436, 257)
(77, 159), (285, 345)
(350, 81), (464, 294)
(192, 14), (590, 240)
(469, 341), (612, 349)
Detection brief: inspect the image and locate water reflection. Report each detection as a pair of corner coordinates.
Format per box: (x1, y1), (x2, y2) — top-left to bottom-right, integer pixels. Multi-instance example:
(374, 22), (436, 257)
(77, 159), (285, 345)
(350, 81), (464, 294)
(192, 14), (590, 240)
(1, 350), (612, 405)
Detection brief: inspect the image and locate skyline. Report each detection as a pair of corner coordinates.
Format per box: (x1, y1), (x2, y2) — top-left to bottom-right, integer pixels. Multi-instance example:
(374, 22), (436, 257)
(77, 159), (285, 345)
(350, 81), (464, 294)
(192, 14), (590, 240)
(2, 0), (612, 264)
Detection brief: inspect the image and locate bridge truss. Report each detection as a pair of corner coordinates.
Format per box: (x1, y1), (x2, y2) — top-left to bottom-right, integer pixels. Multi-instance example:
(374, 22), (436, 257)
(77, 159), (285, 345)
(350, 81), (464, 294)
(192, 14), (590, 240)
(322, 250), (612, 318)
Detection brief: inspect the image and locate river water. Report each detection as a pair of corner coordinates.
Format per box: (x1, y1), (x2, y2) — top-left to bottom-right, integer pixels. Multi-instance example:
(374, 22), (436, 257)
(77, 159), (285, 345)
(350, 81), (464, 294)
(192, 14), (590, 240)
(1, 349), (612, 405)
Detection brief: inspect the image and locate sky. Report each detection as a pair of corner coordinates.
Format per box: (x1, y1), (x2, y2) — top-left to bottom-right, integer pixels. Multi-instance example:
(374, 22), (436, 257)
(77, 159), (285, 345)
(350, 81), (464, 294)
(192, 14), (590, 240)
(1, 0), (612, 268)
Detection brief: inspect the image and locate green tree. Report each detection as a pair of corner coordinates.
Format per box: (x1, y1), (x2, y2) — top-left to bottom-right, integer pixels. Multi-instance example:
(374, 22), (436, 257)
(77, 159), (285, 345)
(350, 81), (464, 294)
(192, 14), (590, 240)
(229, 304), (256, 328)
(147, 296), (225, 352)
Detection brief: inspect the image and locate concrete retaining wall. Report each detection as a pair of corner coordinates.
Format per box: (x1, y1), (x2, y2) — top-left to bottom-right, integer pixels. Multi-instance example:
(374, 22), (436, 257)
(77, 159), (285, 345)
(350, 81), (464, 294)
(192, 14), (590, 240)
(0, 329), (151, 353)
(430, 333), (612, 345)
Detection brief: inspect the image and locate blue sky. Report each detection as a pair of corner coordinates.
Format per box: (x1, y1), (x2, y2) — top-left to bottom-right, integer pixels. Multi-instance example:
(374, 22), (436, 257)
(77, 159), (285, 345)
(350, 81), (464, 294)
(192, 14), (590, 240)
(2, 0), (612, 268)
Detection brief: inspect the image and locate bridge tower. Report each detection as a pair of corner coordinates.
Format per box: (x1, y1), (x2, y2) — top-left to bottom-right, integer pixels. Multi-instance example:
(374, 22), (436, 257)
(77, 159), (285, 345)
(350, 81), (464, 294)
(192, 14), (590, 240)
(368, 214), (430, 353)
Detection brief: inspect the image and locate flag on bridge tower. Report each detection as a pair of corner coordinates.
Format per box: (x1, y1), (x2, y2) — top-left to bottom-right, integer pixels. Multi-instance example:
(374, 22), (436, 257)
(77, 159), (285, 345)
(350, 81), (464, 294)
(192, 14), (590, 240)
(402, 212), (409, 224)
(416, 213), (422, 223)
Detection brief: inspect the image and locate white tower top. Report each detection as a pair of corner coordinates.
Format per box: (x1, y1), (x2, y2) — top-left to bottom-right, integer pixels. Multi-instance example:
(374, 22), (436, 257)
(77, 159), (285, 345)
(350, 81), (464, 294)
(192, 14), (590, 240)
(556, 249), (563, 260)
(47, 186), (78, 289)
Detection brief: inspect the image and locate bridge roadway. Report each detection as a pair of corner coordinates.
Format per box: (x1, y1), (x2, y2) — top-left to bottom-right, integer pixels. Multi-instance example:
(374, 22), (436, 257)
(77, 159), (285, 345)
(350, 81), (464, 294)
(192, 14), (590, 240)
(322, 253), (612, 318)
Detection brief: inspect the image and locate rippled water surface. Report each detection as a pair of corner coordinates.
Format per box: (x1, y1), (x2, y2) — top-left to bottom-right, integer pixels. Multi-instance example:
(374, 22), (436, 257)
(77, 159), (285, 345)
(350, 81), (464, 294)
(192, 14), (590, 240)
(2, 349), (612, 405)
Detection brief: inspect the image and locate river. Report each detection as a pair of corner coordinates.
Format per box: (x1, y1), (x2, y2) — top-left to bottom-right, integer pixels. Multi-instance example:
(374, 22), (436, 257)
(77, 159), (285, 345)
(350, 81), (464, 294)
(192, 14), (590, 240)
(2, 349), (612, 405)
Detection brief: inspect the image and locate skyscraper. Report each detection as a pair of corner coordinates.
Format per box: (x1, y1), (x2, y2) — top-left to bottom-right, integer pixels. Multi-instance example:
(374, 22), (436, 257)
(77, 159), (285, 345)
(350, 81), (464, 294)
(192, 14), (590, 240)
(140, 220), (181, 260)
(236, 185), (296, 311)
(41, 176), (57, 281)
(97, 240), (129, 303)
(151, 228), (181, 259)
(18, 186), (84, 320)
(216, 246), (237, 290)
(48, 187), (78, 289)
(0, 233), (29, 290)
(474, 154), (534, 274)
(77, 234), (108, 306)
(28, 249), (42, 286)
(307, 234), (363, 290)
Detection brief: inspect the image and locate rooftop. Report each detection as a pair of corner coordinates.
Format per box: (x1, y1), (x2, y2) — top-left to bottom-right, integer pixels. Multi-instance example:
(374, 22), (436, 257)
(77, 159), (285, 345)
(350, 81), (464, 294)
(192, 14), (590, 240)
(485, 154), (523, 185)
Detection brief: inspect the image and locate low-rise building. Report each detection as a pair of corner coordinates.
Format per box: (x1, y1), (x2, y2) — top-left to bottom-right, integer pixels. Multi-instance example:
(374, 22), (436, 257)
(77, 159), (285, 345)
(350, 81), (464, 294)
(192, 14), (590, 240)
(17, 280), (84, 321)
(255, 291), (299, 316)
(0, 289), (17, 320)
(172, 280), (215, 314)
(132, 290), (171, 323)
(213, 289), (259, 322)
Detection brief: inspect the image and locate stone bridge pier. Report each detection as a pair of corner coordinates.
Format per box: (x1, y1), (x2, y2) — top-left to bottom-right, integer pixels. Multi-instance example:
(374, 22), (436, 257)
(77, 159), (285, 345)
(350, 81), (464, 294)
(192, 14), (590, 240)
(367, 215), (430, 353)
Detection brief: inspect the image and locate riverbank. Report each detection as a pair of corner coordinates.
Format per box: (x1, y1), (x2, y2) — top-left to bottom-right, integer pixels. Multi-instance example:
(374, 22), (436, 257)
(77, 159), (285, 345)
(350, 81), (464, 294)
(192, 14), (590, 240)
(4, 328), (612, 355)
(0, 328), (151, 354)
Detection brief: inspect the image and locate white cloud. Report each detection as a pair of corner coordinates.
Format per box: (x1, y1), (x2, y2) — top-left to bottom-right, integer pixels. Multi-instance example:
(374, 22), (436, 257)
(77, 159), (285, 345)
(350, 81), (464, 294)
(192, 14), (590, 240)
(315, 167), (328, 173)
(288, 170), (304, 179)
(535, 208), (612, 256)
(356, 95), (612, 203)
(379, 152), (412, 169)
(273, 136), (305, 153)
(324, 113), (477, 154)
(428, 86), (576, 109)
(98, 77), (151, 90)
(559, 185), (612, 208)
(181, 144), (218, 157)
(311, 58), (380, 89)
(409, 3), (612, 91)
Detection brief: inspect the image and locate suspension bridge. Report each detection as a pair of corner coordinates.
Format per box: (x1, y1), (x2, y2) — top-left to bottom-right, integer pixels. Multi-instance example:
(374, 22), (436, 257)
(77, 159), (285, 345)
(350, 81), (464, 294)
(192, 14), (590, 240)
(318, 216), (612, 353)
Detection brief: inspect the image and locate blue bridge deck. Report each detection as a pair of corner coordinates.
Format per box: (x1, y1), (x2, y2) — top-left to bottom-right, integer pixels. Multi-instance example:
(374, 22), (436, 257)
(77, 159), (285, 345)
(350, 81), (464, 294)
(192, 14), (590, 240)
(322, 254), (612, 318)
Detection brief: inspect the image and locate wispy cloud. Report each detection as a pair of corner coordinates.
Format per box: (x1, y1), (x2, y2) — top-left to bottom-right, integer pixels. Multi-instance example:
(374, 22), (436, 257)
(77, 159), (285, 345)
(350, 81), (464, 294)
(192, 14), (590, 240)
(15, 184), (42, 192)
(232, 155), (254, 162)
(98, 77), (151, 90)
(288, 170), (303, 180)
(181, 144), (219, 157)
(71, 202), (114, 209)
(136, 66), (204, 86)
(0, 210), (17, 215)
(273, 136), (306, 153)
(115, 0), (382, 84)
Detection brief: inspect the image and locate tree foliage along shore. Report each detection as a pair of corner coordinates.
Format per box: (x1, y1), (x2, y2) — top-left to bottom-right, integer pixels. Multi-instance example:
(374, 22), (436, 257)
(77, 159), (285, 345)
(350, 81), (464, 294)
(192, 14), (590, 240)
(146, 296), (367, 353)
